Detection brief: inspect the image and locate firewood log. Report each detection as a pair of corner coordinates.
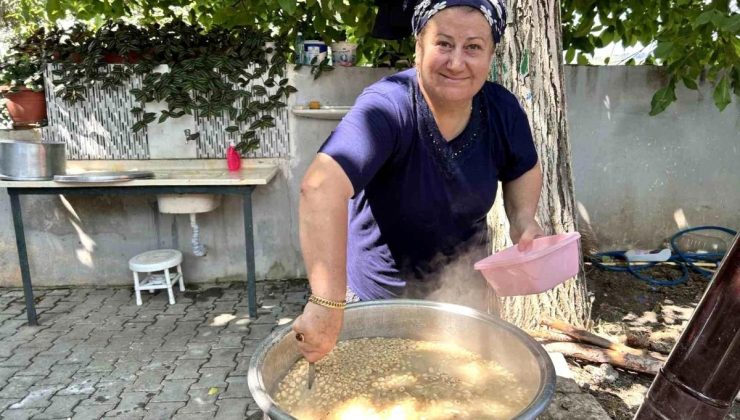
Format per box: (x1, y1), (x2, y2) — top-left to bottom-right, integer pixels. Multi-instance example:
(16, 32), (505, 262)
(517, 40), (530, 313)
(541, 317), (649, 357)
(543, 342), (664, 375)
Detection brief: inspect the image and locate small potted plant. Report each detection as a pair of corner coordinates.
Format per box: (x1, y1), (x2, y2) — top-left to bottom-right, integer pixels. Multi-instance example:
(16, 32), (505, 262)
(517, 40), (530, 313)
(0, 51), (47, 128)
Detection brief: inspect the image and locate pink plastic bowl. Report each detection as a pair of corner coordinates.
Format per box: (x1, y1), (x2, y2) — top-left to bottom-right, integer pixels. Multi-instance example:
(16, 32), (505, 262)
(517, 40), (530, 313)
(474, 232), (581, 296)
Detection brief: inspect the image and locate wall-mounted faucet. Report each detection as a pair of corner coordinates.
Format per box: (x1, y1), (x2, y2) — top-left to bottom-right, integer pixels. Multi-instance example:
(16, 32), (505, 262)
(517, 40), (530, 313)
(184, 129), (200, 144)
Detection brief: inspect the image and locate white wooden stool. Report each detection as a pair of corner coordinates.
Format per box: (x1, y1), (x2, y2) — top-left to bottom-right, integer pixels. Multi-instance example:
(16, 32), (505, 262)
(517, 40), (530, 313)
(129, 249), (184, 305)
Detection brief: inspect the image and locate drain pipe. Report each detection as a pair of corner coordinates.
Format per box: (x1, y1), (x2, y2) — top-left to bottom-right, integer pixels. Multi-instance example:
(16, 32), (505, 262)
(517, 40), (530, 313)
(635, 233), (740, 419)
(190, 213), (207, 257)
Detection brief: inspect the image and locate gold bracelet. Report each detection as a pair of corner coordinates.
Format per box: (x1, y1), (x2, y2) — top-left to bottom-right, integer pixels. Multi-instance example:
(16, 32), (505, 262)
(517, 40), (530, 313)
(308, 294), (346, 309)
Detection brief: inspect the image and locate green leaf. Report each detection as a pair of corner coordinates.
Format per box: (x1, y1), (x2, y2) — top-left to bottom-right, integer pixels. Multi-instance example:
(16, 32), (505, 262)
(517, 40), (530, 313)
(248, 101), (261, 112)
(277, 0), (297, 15)
(46, 0), (62, 20)
(143, 113), (157, 124)
(654, 41), (674, 58)
(599, 29), (614, 46)
(252, 85), (267, 96)
(208, 387), (220, 396)
(577, 53), (589, 65)
(246, 138), (261, 152)
(225, 125), (240, 133)
(724, 15), (740, 33)
(132, 121), (147, 132)
(239, 108), (257, 120)
(713, 14), (740, 32)
(713, 76), (731, 111)
(682, 76), (698, 90)
(565, 48), (575, 63)
(693, 10), (721, 28)
(649, 84), (677, 116)
(732, 67), (740, 96)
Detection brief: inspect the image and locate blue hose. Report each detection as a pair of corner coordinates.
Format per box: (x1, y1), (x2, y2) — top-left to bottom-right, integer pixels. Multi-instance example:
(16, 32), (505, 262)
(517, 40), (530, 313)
(587, 226), (737, 287)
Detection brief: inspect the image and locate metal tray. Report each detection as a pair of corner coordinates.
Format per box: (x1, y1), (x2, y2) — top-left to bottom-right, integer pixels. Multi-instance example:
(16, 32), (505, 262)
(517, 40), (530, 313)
(53, 170), (155, 183)
(0, 174), (55, 181)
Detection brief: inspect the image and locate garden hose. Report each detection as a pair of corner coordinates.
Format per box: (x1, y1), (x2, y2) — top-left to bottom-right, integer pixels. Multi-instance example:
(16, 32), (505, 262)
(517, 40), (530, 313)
(586, 226), (737, 287)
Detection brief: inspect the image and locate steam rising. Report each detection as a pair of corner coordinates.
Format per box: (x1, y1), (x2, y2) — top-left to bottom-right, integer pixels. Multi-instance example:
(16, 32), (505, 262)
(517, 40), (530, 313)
(403, 232), (493, 313)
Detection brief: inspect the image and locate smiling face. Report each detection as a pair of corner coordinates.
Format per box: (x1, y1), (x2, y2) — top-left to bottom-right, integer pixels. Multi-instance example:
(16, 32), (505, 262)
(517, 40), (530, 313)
(415, 7), (495, 109)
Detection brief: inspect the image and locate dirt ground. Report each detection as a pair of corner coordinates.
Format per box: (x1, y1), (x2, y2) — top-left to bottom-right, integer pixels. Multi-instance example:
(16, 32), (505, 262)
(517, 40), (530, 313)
(568, 264), (739, 419)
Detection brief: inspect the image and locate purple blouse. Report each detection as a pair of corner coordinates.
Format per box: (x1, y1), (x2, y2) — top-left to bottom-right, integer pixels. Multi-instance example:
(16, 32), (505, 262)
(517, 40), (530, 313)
(319, 69), (537, 300)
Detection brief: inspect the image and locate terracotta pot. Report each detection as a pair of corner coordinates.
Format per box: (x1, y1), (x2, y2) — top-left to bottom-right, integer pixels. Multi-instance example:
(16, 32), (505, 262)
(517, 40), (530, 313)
(4, 89), (47, 128)
(51, 51), (82, 63)
(103, 52), (140, 64)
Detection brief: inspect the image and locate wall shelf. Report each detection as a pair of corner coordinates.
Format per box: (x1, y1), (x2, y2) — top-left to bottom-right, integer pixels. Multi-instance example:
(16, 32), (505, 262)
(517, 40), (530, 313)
(291, 106), (351, 120)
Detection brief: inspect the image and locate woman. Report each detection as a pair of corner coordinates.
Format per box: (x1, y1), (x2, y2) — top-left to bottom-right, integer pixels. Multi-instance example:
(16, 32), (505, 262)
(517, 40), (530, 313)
(294, 0), (545, 363)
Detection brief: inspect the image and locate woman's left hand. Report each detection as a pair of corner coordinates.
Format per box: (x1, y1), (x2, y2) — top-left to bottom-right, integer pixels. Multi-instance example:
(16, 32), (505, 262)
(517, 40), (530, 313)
(510, 218), (545, 251)
(502, 165), (545, 251)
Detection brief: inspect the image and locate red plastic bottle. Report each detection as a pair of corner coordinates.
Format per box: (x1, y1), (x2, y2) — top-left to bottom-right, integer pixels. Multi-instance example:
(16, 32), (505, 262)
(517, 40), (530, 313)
(226, 142), (241, 171)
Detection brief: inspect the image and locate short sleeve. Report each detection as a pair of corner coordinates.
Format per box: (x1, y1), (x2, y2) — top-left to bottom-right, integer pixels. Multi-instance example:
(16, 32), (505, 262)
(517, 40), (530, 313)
(318, 90), (400, 195)
(497, 99), (538, 182)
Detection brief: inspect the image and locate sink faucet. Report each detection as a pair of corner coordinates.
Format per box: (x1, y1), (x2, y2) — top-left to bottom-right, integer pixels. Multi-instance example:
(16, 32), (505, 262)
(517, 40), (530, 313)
(184, 129), (200, 143)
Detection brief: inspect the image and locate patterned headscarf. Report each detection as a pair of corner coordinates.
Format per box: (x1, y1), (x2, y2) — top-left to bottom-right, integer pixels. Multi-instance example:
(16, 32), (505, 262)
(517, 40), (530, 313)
(411, 0), (507, 44)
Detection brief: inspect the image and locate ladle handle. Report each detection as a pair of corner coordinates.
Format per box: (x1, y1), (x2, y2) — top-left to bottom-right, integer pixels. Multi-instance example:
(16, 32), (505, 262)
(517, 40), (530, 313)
(307, 362), (315, 389)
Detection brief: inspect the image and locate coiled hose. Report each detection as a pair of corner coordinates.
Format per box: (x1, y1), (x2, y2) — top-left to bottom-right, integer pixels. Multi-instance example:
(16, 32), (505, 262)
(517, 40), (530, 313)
(586, 226), (737, 286)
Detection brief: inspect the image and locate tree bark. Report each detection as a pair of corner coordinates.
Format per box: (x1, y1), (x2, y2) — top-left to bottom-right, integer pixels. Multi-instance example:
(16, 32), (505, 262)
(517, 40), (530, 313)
(486, 0), (590, 329)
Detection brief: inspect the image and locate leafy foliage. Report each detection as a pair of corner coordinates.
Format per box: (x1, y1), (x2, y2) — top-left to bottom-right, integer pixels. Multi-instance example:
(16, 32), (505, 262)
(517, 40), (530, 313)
(562, 0), (739, 113)
(17, 0), (415, 67)
(10, 17), (299, 154)
(7, 0), (738, 115)
(0, 49), (43, 91)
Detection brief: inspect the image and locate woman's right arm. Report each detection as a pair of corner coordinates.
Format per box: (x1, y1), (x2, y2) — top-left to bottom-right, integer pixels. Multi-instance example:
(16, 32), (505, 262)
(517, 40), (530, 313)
(292, 152), (354, 362)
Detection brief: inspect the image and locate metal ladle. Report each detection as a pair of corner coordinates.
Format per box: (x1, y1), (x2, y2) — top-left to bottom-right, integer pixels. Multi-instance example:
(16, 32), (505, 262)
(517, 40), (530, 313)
(295, 333), (315, 389)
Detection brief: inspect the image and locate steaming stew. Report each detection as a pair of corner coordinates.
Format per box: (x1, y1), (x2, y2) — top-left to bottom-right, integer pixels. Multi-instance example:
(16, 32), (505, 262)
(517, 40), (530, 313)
(273, 337), (531, 419)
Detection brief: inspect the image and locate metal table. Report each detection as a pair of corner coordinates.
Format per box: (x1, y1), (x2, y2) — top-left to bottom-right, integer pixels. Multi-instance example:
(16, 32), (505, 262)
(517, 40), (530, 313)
(3, 165), (279, 325)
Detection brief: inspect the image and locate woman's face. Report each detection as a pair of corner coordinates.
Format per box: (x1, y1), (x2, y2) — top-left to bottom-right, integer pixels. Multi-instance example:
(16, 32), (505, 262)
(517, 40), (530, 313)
(415, 7), (495, 107)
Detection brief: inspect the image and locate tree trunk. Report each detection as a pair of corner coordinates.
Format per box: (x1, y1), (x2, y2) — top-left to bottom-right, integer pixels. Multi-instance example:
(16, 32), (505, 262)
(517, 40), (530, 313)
(486, 0), (590, 329)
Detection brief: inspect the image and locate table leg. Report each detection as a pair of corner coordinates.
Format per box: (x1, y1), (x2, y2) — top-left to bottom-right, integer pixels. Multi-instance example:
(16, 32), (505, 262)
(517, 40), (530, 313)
(243, 187), (258, 318)
(9, 191), (38, 326)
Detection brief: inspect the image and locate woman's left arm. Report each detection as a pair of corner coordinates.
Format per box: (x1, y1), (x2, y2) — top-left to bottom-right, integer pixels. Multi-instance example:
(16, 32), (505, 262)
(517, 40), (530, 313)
(502, 163), (545, 250)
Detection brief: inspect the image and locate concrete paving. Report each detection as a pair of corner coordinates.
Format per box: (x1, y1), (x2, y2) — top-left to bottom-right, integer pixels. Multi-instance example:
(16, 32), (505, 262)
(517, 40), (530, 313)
(0, 280), (608, 419)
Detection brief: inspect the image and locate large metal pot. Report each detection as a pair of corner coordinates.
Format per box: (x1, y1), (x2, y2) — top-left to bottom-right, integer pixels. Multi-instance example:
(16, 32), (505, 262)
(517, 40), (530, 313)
(248, 300), (556, 419)
(0, 140), (66, 180)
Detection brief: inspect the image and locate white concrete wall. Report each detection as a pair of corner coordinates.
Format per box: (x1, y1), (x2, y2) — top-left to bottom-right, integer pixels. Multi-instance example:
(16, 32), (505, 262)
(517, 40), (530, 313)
(565, 65), (740, 250)
(0, 65), (737, 287)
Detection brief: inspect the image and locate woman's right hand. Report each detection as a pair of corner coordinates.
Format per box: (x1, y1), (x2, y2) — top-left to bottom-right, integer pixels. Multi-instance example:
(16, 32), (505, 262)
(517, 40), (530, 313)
(292, 302), (344, 362)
